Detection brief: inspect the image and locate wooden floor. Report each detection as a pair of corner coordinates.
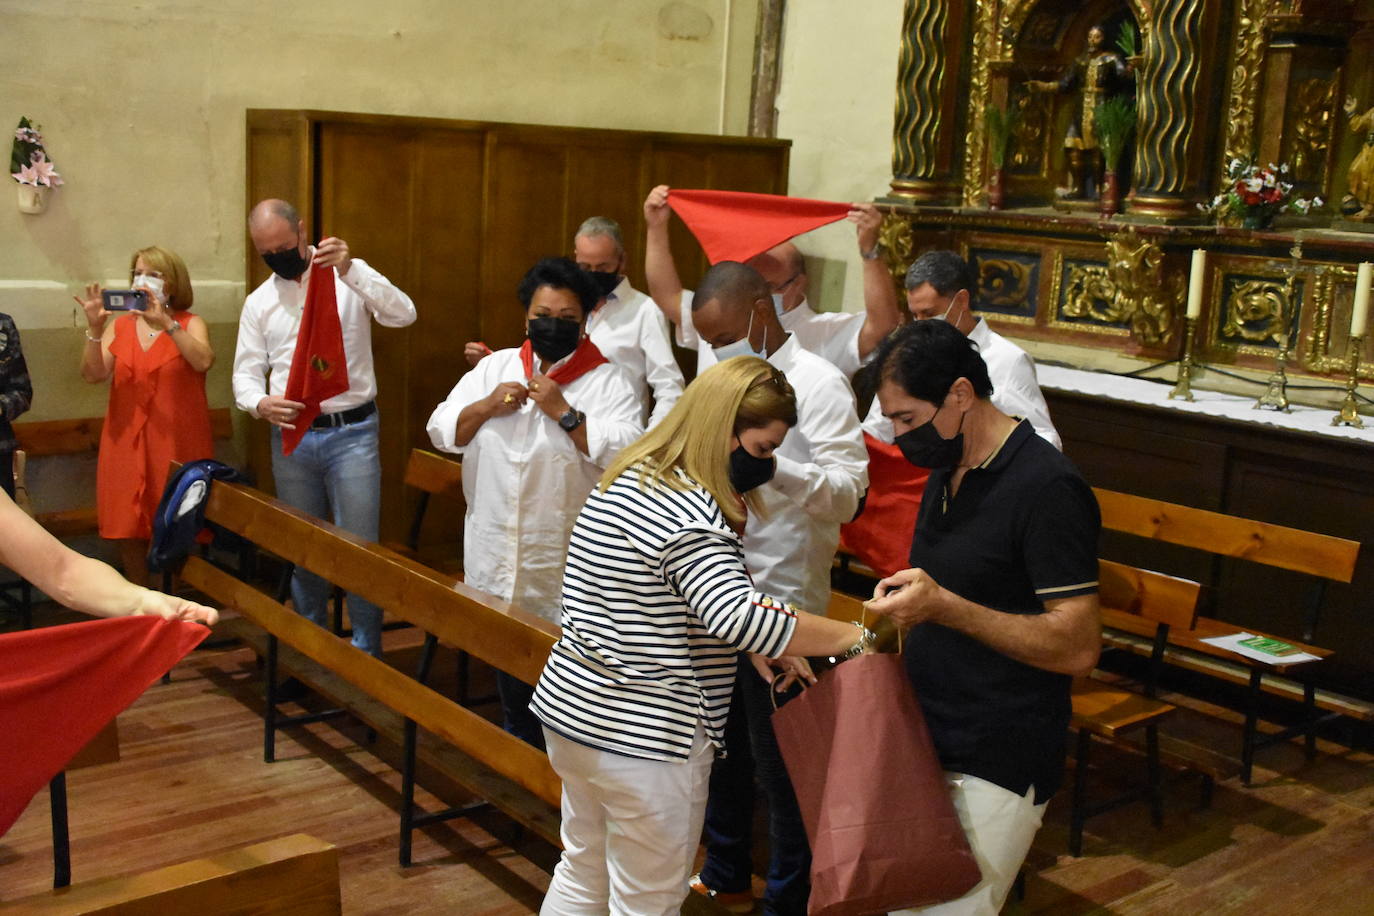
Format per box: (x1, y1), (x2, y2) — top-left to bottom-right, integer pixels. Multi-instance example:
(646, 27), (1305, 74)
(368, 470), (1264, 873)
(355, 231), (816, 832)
(2, 615), (1372, 914)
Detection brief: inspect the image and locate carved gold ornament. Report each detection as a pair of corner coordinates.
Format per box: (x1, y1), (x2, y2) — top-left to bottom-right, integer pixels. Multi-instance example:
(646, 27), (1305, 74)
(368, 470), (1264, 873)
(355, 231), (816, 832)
(1101, 231), (1179, 347)
(1062, 264), (1125, 323)
(979, 258), (1035, 309)
(1292, 77), (1337, 184)
(1221, 280), (1290, 343)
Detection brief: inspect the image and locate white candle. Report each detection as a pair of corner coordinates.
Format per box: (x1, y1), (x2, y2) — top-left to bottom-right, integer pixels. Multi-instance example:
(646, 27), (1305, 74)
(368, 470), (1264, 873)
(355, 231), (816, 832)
(1185, 249), (1207, 320)
(1352, 262), (1372, 339)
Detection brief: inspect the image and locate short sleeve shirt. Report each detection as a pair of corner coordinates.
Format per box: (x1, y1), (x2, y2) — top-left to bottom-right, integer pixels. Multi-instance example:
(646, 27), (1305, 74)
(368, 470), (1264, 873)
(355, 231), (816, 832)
(905, 420), (1100, 800)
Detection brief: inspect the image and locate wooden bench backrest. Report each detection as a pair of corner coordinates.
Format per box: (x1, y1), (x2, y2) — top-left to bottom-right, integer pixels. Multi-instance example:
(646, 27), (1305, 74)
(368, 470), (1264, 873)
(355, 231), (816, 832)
(1098, 558), (1201, 631)
(186, 480), (561, 806)
(15, 408), (234, 457)
(1093, 487), (1360, 583)
(200, 480), (555, 684)
(403, 448), (464, 498)
(3, 833), (339, 915)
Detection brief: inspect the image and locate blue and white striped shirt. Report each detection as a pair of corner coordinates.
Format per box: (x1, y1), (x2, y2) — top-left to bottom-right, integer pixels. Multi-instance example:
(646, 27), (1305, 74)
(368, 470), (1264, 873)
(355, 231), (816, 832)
(531, 465), (799, 762)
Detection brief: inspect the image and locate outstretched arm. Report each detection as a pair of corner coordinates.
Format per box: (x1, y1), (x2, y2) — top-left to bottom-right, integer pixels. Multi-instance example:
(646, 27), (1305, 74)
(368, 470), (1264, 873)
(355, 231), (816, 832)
(0, 490), (218, 624)
(851, 204), (902, 360)
(643, 185), (685, 326)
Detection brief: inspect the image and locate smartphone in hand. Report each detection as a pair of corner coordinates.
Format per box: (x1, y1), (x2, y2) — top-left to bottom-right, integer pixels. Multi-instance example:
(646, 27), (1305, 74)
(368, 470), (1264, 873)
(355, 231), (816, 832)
(102, 289), (148, 311)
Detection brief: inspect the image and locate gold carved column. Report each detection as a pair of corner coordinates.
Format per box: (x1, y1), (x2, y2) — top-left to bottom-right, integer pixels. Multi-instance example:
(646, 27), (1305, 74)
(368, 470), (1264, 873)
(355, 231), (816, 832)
(889, 0), (972, 204)
(1130, 0), (1214, 220)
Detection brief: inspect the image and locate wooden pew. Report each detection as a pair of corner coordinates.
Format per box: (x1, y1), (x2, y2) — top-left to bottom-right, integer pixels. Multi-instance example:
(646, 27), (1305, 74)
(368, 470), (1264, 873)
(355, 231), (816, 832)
(1092, 487), (1368, 784)
(0, 833), (340, 915)
(12, 408), (235, 538)
(180, 479), (729, 914)
(382, 448), (465, 575)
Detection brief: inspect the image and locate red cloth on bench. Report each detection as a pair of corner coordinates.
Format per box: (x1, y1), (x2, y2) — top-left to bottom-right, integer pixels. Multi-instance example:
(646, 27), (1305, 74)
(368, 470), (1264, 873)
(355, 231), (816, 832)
(666, 189), (852, 264)
(0, 616), (208, 836)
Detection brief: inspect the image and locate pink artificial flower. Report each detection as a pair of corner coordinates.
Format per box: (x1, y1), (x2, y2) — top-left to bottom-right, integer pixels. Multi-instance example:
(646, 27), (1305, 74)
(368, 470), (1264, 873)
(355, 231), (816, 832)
(29, 154), (62, 187)
(13, 164), (39, 186)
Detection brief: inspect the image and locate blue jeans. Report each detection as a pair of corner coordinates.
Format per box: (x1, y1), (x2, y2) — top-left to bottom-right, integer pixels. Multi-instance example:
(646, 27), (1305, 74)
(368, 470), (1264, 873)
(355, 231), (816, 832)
(270, 413), (384, 657)
(699, 654), (811, 916)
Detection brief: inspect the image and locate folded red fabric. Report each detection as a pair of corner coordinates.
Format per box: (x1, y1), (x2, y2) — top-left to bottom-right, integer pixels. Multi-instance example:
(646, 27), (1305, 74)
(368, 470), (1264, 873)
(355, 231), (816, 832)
(667, 189), (852, 264)
(839, 432), (929, 579)
(281, 263), (350, 455)
(0, 616), (209, 836)
(519, 337), (609, 385)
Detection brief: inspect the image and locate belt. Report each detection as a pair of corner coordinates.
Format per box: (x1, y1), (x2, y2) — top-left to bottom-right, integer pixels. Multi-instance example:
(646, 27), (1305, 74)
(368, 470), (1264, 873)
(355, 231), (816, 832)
(310, 401), (376, 429)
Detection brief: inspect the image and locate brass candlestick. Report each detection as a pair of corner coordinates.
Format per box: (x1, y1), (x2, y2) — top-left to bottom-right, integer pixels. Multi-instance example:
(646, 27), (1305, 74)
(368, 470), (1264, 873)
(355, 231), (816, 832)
(1254, 331), (1292, 411)
(1332, 335), (1365, 428)
(1169, 316), (1198, 402)
(1256, 242), (1301, 412)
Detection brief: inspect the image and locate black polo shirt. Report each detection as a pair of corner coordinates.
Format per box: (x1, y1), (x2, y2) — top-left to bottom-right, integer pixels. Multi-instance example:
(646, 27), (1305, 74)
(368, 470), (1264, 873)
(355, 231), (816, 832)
(905, 420), (1100, 801)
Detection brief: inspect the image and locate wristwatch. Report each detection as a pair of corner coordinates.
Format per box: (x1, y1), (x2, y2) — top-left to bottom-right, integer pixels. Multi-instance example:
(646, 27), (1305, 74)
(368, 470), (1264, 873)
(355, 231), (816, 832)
(861, 243), (884, 261)
(558, 408), (586, 432)
(167, 320), (182, 334)
(828, 621), (877, 663)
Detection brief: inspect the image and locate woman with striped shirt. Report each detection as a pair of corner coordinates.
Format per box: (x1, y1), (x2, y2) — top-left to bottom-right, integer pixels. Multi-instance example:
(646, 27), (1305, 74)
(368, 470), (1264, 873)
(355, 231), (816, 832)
(531, 355), (874, 916)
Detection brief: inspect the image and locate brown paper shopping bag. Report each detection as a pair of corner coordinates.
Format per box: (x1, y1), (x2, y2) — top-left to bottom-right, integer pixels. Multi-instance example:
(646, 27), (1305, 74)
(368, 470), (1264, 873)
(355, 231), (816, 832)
(773, 652), (981, 915)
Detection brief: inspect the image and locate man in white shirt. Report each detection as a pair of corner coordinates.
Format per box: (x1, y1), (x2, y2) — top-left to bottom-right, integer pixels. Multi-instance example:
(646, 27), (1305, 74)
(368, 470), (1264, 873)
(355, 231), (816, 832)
(686, 262), (868, 915)
(643, 185), (902, 381)
(572, 216), (685, 426)
(862, 250), (1061, 450)
(232, 199), (417, 657)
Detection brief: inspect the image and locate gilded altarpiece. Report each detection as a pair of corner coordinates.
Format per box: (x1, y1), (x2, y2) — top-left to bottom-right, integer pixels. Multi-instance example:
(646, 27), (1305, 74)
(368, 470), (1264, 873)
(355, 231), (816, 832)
(882, 0), (1374, 381)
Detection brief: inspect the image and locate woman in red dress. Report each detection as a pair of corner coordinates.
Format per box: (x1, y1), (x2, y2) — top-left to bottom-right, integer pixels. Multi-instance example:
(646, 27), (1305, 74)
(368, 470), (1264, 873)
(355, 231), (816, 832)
(77, 246), (215, 584)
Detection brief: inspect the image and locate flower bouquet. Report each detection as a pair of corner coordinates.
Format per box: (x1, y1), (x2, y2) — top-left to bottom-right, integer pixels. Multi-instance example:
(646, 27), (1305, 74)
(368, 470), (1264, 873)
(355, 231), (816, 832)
(12, 117), (61, 213)
(1201, 158), (1320, 229)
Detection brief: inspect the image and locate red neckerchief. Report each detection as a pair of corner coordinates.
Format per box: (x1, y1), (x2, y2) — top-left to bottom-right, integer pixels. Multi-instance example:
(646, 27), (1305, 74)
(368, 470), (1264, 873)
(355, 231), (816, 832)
(519, 336), (609, 386)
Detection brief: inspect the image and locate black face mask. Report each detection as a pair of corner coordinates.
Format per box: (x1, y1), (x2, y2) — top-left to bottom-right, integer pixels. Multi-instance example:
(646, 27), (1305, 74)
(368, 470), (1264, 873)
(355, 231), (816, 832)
(527, 316), (583, 363)
(729, 444), (776, 493)
(894, 404), (965, 469)
(585, 270), (621, 299)
(262, 242), (310, 281)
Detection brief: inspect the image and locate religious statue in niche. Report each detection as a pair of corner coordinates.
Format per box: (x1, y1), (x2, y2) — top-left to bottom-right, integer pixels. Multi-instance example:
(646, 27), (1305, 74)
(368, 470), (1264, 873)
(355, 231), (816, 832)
(1343, 95), (1374, 221)
(1026, 24), (1135, 201)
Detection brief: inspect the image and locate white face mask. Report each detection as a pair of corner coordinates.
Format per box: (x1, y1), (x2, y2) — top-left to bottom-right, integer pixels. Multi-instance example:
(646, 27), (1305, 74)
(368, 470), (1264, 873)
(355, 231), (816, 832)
(771, 292), (786, 318)
(712, 310), (767, 361)
(133, 273), (166, 303)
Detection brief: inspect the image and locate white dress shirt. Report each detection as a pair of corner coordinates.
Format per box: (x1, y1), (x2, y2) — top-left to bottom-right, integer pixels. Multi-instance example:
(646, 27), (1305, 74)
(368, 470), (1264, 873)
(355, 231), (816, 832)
(425, 348), (643, 620)
(232, 256), (417, 416)
(676, 291), (866, 378)
(863, 318), (1062, 450)
(585, 277), (685, 427)
(748, 335), (869, 613)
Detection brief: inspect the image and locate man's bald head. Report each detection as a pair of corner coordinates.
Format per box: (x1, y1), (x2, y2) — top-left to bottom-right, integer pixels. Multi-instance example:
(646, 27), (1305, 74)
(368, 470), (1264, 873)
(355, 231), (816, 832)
(248, 198), (305, 258)
(690, 261), (778, 353)
(694, 261), (772, 316)
(745, 241), (808, 313)
(249, 199), (299, 233)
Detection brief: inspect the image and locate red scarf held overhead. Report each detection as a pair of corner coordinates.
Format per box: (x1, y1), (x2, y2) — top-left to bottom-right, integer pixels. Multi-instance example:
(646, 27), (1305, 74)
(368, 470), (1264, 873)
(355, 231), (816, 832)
(281, 263), (350, 456)
(518, 337), (609, 386)
(667, 189), (853, 264)
(0, 616), (209, 836)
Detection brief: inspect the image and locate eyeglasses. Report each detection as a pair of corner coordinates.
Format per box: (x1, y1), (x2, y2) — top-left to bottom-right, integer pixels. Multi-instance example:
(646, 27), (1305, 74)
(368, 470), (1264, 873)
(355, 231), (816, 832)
(772, 272), (802, 294)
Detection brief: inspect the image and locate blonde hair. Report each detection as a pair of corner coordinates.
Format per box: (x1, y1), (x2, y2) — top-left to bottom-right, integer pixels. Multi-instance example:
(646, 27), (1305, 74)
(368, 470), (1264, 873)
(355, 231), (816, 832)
(129, 246), (193, 312)
(600, 355), (797, 528)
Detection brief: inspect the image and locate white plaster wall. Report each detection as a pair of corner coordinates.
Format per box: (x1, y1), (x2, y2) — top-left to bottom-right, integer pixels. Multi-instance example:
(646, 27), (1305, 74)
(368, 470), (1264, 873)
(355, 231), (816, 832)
(774, 0), (905, 313)
(0, 0), (758, 420)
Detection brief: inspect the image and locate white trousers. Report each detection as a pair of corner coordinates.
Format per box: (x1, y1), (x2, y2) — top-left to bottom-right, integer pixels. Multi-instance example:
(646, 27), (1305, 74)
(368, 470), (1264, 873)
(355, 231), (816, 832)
(540, 725), (714, 916)
(890, 773), (1047, 916)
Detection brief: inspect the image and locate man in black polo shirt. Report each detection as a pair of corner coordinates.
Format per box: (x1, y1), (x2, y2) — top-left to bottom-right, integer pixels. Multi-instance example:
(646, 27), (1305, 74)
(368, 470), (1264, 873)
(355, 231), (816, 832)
(864, 320), (1101, 915)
